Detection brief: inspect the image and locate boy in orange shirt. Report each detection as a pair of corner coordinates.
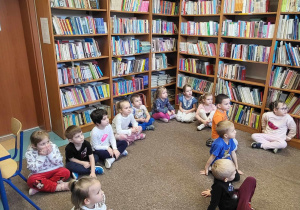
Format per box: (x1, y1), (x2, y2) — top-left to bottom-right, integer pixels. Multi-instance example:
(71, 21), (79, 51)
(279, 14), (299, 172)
(206, 94), (238, 148)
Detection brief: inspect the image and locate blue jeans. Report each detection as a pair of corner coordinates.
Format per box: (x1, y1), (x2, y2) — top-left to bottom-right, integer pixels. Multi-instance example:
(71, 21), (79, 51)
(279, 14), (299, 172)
(66, 154), (99, 175)
(138, 118), (155, 130)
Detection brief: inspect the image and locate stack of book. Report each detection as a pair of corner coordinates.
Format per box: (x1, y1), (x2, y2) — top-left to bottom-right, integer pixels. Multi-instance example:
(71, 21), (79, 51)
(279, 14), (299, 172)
(222, 19), (275, 38)
(217, 61), (246, 80)
(52, 16), (107, 35)
(58, 61), (104, 85)
(152, 53), (168, 70)
(179, 58), (214, 75)
(111, 16), (149, 34)
(140, 41), (151, 53)
(273, 41), (300, 66)
(152, 19), (178, 34)
(223, 0), (270, 13)
(112, 76), (148, 96)
(181, 21), (219, 36)
(269, 67), (300, 90)
(151, 72), (175, 87)
(112, 57), (149, 77)
(168, 89), (176, 101)
(181, 0), (220, 15)
(55, 38), (101, 61)
(179, 41), (217, 56)
(110, 0), (149, 12)
(60, 82), (110, 108)
(219, 43), (271, 62)
(229, 103), (260, 129)
(281, 0), (300, 12)
(277, 15), (300, 40)
(216, 78), (263, 106)
(111, 37), (149, 55)
(51, 0), (100, 9)
(152, 38), (177, 52)
(177, 74), (213, 93)
(152, 0), (179, 15)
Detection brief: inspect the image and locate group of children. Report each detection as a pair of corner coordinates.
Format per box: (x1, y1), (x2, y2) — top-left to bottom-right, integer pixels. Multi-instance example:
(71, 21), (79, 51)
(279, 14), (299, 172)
(24, 84), (297, 210)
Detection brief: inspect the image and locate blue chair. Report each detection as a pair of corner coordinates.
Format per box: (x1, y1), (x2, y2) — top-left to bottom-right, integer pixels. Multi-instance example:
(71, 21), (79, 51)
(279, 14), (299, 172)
(0, 118), (40, 210)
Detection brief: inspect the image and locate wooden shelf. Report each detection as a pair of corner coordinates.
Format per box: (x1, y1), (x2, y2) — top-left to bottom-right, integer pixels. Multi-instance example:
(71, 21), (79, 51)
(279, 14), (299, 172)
(112, 52), (149, 57)
(220, 77), (266, 87)
(288, 138), (300, 149)
(113, 88), (149, 98)
(273, 63), (300, 69)
(151, 82), (176, 89)
(179, 70), (215, 78)
(152, 66), (177, 72)
(59, 77), (110, 87)
(110, 10), (149, 14)
(277, 39), (300, 43)
(181, 14), (220, 17)
(221, 36), (273, 40)
(219, 57), (269, 65)
(57, 55), (109, 63)
(233, 122), (259, 134)
(268, 86), (300, 94)
(179, 52), (216, 58)
(152, 33), (178, 36)
(290, 114), (300, 119)
(152, 13), (179, 17)
(224, 12), (277, 15)
(54, 34), (107, 37)
(230, 100), (262, 109)
(152, 51), (177, 54)
(112, 33), (149, 36)
(281, 12), (300, 14)
(112, 71), (148, 78)
(62, 97), (110, 111)
(51, 7), (106, 11)
(180, 34), (218, 38)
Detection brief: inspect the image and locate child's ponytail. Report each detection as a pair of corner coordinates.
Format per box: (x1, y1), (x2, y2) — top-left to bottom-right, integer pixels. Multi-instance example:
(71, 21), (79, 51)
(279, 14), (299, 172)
(269, 100), (285, 111)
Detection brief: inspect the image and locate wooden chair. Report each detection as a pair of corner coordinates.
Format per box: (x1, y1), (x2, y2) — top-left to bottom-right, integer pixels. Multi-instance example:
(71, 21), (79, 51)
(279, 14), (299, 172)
(0, 118), (40, 210)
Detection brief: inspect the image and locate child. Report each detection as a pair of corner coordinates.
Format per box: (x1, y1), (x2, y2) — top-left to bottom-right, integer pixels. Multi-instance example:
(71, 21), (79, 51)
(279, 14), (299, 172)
(152, 86), (176, 122)
(25, 130), (70, 195)
(251, 101), (296, 154)
(112, 99), (146, 144)
(196, 92), (216, 131)
(131, 94), (155, 130)
(201, 159), (256, 210)
(65, 125), (104, 179)
(176, 84), (198, 123)
(90, 109), (128, 169)
(201, 121), (243, 181)
(70, 176), (107, 210)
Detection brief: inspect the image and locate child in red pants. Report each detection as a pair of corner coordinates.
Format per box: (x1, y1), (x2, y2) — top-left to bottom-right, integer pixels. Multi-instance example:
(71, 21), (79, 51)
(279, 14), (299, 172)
(202, 159), (256, 210)
(25, 130), (70, 195)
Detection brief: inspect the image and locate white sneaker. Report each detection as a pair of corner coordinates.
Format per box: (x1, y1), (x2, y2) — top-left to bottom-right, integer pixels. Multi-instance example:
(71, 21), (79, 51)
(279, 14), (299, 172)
(122, 150), (128, 156)
(159, 118), (169, 122)
(208, 122), (212, 127)
(197, 124), (205, 131)
(169, 114), (176, 120)
(29, 188), (39, 196)
(105, 158), (116, 169)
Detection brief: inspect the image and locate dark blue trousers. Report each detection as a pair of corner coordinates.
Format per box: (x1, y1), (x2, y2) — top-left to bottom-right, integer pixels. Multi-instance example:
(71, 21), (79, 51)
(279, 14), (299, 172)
(66, 154), (99, 174)
(93, 140), (128, 161)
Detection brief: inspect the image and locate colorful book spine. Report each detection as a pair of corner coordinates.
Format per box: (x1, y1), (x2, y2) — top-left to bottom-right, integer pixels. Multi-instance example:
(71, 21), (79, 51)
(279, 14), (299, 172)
(152, 0), (179, 15)
(181, 21), (219, 36)
(152, 38), (177, 52)
(152, 19), (178, 34)
(179, 58), (214, 75)
(179, 41), (217, 56)
(111, 16), (149, 34)
(177, 74), (214, 93)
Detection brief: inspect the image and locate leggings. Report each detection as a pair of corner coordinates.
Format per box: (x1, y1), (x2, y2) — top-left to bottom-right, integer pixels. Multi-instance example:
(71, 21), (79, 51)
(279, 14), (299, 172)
(152, 112), (170, 120)
(115, 126), (143, 144)
(236, 177), (257, 210)
(251, 133), (287, 149)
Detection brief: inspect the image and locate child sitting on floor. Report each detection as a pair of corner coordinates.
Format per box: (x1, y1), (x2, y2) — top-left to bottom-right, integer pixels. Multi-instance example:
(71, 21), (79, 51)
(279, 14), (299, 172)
(90, 109), (128, 169)
(70, 176), (107, 210)
(201, 159), (256, 210)
(112, 99), (146, 144)
(25, 130), (70, 195)
(196, 92), (216, 131)
(152, 86), (176, 122)
(65, 125), (104, 180)
(131, 94), (155, 130)
(251, 101), (296, 154)
(201, 121), (243, 181)
(176, 84), (197, 123)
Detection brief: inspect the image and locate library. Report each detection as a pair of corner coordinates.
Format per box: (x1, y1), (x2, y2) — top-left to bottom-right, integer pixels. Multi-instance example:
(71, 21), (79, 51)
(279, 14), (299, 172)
(0, 0), (300, 209)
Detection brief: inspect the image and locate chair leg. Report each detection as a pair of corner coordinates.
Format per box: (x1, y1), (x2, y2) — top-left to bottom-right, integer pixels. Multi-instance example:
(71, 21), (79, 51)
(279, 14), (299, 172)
(4, 180), (41, 210)
(18, 173), (27, 182)
(0, 171), (9, 210)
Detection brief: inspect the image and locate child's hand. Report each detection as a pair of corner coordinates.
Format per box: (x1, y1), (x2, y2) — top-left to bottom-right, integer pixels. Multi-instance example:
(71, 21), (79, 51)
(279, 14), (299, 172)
(38, 148), (48, 156)
(200, 169), (208, 176)
(201, 189), (211, 197)
(204, 120), (209, 125)
(171, 110), (175, 115)
(113, 149), (120, 159)
(237, 169), (244, 175)
(140, 118), (145, 122)
(133, 127), (139, 133)
(107, 147), (114, 157)
(167, 111), (172, 115)
(90, 172), (96, 178)
(144, 118), (149, 123)
(82, 162), (91, 169)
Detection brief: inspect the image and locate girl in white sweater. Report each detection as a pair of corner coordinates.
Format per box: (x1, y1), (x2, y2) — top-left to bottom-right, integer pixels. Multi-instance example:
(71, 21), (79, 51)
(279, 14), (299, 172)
(251, 101), (296, 153)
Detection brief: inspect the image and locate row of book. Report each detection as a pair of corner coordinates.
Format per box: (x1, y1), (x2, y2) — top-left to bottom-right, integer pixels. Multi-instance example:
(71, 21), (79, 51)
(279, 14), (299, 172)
(152, 38), (177, 52)
(60, 82), (110, 108)
(152, 20), (178, 34)
(63, 104), (111, 129)
(179, 41), (217, 56)
(216, 78), (263, 106)
(52, 16), (107, 35)
(219, 43), (271, 62)
(110, 0), (149, 12)
(152, 0), (179, 15)
(181, 0), (220, 15)
(217, 61), (246, 80)
(269, 67), (300, 90)
(151, 72), (176, 87)
(179, 58), (214, 75)
(223, 0), (270, 14)
(57, 61), (104, 85)
(221, 20), (275, 38)
(112, 76), (148, 96)
(228, 103), (260, 129)
(50, 0), (100, 9)
(273, 41), (300, 66)
(111, 16), (149, 34)
(112, 57), (149, 77)
(277, 15), (300, 40)
(177, 74), (214, 93)
(281, 0), (300, 12)
(267, 90), (300, 115)
(180, 21), (219, 36)
(111, 37), (150, 55)
(152, 53), (169, 70)
(55, 39), (101, 61)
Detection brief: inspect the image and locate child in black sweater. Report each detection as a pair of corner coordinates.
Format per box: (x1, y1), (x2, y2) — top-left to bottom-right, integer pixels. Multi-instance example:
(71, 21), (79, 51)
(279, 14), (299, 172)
(201, 159), (256, 210)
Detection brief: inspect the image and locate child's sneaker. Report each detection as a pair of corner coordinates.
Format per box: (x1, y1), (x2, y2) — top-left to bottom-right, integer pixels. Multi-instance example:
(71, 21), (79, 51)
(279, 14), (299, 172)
(95, 166), (104, 175)
(138, 133), (146, 140)
(146, 125), (155, 130)
(159, 118), (169, 122)
(251, 142), (262, 149)
(208, 122), (212, 127)
(29, 188), (39, 196)
(273, 148), (278, 154)
(72, 172), (79, 180)
(206, 138), (214, 147)
(169, 114), (176, 119)
(105, 158), (116, 169)
(122, 150), (128, 156)
(197, 124), (205, 131)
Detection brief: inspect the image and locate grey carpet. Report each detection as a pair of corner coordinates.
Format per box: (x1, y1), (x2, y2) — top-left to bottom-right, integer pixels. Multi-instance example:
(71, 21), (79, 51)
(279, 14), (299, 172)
(4, 121), (300, 210)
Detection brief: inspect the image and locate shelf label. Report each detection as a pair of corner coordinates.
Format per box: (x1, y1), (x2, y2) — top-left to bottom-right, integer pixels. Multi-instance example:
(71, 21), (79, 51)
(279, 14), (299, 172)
(40, 18), (50, 44)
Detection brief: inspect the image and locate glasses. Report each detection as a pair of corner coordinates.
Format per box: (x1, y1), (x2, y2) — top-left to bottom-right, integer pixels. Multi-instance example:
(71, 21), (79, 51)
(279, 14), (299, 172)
(276, 107), (288, 111)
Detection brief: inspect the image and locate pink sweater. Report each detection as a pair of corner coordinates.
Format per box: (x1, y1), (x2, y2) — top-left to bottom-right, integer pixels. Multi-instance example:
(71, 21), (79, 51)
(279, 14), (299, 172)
(262, 112), (296, 141)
